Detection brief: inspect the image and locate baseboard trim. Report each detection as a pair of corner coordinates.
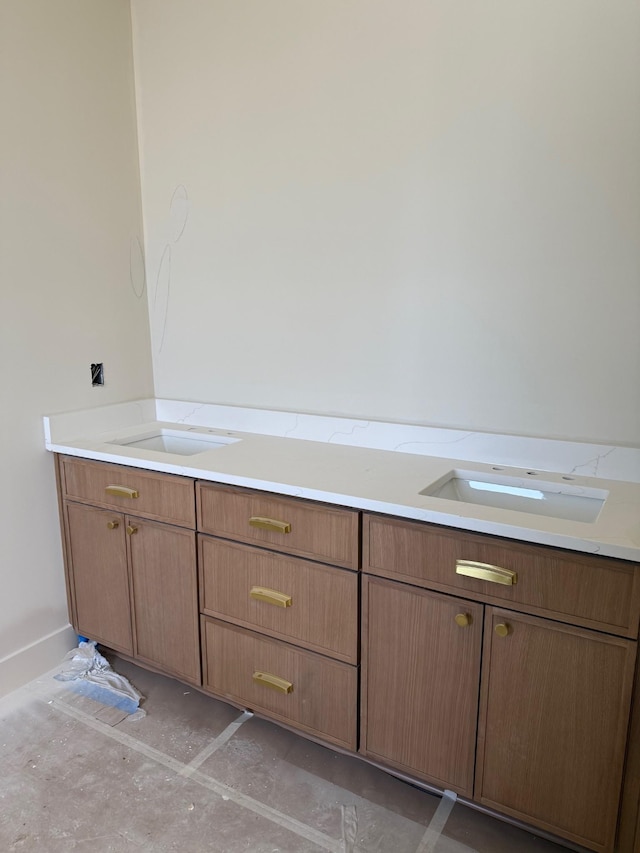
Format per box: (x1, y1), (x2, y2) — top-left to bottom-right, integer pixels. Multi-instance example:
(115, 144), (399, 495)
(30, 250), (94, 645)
(0, 625), (77, 697)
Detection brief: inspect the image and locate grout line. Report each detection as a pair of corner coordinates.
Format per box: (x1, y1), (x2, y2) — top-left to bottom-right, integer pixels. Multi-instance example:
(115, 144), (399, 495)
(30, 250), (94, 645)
(415, 790), (458, 853)
(47, 697), (342, 853)
(178, 710), (253, 778)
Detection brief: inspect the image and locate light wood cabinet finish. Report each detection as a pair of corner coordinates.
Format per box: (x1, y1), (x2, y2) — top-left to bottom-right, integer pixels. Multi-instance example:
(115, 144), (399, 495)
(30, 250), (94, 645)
(129, 518), (200, 684)
(198, 486), (360, 747)
(58, 455), (200, 684)
(55, 453), (640, 850)
(617, 659), (640, 852)
(364, 514), (640, 637)
(361, 575), (483, 797)
(64, 502), (133, 654)
(199, 537), (358, 663)
(197, 483), (359, 569)
(362, 511), (640, 850)
(60, 456), (196, 528)
(476, 608), (636, 853)
(201, 617), (357, 750)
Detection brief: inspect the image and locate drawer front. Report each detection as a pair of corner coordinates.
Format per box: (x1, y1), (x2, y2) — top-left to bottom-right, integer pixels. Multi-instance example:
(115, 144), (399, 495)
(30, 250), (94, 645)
(197, 483), (359, 569)
(199, 536), (358, 663)
(60, 456), (195, 528)
(201, 617), (357, 750)
(363, 514), (640, 637)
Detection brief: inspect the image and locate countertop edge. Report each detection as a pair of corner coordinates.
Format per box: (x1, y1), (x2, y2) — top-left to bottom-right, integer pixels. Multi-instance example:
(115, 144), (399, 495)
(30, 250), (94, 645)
(48, 439), (640, 563)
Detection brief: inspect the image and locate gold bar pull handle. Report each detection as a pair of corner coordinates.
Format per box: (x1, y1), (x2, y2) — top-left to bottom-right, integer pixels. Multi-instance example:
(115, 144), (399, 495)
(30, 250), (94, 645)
(250, 587), (292, 608)
(252, 671), (293, 694)
(456, 559), (517, 586)
(105, 485), (139, 499)
(249, 516), (291, 534)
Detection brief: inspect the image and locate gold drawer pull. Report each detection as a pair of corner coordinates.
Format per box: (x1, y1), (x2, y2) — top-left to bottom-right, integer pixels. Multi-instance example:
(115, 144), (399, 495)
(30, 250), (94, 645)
(456, 560), (517, 586)
(106, 520), (119, 530)
(126, 525), (138, 535)
(249, 516), (291, 534)
(455, 613), (472, 627)
(495, 622), (512, 638)
(250, 587), (292, 608)
(105, 485), (139, 499)
(252, 671), (293, 694)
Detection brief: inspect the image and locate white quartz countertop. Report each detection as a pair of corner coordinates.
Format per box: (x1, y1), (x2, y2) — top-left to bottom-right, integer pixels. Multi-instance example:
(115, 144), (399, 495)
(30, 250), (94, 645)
(44, 401), (640, 562)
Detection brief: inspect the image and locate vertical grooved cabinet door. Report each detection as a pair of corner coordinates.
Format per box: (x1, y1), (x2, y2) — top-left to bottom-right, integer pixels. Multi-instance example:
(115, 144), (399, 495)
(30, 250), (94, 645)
(128, 518), (200, 685)
(476, 608), (637, 853)
(361, 575), (483, 797)
(65, 503), (132, 654)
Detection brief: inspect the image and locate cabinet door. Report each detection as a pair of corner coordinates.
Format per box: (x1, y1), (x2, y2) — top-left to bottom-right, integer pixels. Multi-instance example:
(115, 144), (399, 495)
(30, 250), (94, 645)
(477, 608), (636, 853)
(361, 576), (483, 797)
(65, 503), (132, 654)
(128, 517), (200, 684)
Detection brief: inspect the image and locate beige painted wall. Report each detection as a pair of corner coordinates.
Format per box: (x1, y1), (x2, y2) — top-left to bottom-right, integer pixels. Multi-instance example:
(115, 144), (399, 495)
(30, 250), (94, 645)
(0, 0), (153, 685)
(132, 0), (640, 445)
(1, 0), (638, 691)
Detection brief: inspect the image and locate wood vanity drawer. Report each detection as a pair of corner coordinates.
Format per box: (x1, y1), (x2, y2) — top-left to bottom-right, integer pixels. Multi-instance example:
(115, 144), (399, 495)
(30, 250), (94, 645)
(59, 456), (195, 528)
(201, 617), (357, 750)
(197, 483), (359, 569)
(199, 536), (358, 663)
(363, 514), (640, 637)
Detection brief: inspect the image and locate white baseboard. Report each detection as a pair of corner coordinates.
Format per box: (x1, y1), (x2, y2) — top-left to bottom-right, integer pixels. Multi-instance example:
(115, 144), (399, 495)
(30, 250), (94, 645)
(0, 625), (77, 697)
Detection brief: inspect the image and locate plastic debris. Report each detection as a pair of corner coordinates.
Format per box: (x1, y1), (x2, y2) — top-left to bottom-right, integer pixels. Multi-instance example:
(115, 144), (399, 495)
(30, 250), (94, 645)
(54, 641), (144, 716)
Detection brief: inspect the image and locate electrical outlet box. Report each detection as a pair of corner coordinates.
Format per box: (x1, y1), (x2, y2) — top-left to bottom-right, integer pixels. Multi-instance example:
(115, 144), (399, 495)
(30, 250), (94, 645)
(91, 363), (104, 387)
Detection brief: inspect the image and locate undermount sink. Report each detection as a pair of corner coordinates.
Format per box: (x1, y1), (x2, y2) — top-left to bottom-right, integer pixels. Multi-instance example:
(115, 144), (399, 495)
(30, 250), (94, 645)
(420, 469), (608, 523)
(109, 428), (240, 456)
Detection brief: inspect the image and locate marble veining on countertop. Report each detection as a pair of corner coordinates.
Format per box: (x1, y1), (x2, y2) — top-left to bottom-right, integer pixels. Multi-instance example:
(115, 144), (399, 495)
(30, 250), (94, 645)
(43, 399), (640, 562)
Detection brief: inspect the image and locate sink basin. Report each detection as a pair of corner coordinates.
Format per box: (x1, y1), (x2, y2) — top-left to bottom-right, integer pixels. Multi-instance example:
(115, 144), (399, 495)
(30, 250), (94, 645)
(109, 428), (240, 456)
(420, 469), (608, 523)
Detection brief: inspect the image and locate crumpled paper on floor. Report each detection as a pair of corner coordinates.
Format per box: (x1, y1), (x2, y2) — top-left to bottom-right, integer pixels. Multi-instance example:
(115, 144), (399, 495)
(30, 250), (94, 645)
(54, 641), (145, 717)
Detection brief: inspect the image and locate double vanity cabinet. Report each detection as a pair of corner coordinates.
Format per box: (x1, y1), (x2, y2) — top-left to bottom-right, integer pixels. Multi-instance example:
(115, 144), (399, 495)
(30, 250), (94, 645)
(54, 453), (640, 853)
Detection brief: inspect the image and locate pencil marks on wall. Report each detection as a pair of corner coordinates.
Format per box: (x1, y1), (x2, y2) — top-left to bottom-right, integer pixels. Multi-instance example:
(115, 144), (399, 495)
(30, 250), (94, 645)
(168, 185), (189, 243)
(129, 236), (146, 299)
(154, 245), (172, 352)
(151, 185), (190, 353)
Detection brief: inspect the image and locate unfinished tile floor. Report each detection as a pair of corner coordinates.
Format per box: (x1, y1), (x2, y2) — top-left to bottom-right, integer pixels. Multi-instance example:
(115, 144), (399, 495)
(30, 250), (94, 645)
(1, 656), (580, 853)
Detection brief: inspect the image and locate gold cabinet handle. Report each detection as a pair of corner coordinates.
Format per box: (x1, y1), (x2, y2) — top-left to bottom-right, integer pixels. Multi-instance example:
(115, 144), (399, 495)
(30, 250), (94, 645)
(456, 560), (517, 586)
(105, 485), (139, 499)
(106, 520), (119, 530)
(455, 613), (472, 628)
(252, 671), (293, 694)
(249, 516), (291, 534)
(495, 622), (512, 638)
(126, 525), (138, 535)
(250, 587), (292, 608)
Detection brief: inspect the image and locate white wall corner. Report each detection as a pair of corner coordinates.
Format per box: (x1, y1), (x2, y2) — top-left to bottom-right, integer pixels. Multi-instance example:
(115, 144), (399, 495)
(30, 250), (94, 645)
(0, 625), (77, 698)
